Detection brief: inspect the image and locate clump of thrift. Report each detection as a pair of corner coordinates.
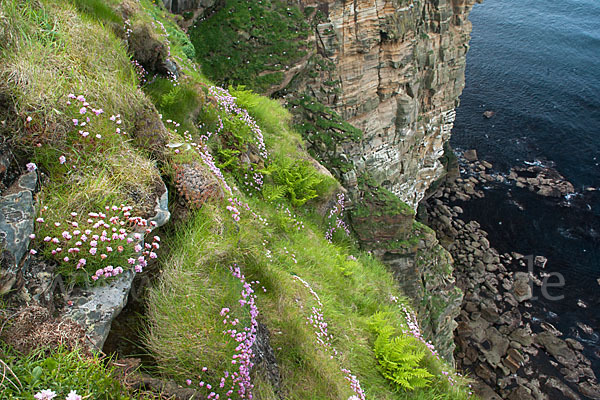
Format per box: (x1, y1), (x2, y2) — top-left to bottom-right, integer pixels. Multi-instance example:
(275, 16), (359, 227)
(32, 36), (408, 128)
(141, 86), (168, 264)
(35, 204), (159, 281)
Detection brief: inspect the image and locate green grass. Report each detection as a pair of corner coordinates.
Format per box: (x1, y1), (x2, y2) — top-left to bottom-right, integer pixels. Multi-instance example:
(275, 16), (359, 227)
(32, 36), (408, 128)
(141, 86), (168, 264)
(144, 190), (474, 399)
(189, 0), (310, 92)
(68, 0), (123, 25)
(0, 344), (146, 399)
(0, 0), (166, 283)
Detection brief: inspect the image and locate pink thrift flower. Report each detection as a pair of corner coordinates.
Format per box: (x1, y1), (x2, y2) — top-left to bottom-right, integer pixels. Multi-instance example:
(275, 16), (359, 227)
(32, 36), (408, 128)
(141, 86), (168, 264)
(186, 379), (192, 385)
(59, 155), (66, 164)
(26, 116), (32, 122)
(66, 390), (82, 400)
(26, 162), (37, 172)
(73, 119), (78, 126)
(79, 107), (86, 114)
(36, 217), (44, 223)
(34, 389), (56, 400)
(29, 234), (35, 239)
(30, 249), (37, 255)
(89, 248), (97, 255)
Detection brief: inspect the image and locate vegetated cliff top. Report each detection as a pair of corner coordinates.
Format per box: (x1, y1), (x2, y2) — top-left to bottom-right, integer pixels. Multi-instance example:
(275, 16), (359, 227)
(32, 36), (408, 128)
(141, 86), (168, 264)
(0, 0), (475, 399)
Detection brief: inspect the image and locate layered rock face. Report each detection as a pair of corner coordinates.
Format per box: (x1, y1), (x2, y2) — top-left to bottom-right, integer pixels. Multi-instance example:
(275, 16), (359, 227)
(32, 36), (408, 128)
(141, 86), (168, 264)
(299, 0), (477, 208)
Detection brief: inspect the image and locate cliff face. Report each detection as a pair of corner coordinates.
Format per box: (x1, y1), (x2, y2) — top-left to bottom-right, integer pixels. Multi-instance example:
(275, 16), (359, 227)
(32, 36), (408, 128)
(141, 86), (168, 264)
(298, 0), (476, 208)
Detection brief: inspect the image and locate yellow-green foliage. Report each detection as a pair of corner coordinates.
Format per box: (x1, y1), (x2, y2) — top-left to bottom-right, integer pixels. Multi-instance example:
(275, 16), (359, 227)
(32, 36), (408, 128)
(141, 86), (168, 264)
(261, 157), (326, 206)
(370, 313), (433, 391)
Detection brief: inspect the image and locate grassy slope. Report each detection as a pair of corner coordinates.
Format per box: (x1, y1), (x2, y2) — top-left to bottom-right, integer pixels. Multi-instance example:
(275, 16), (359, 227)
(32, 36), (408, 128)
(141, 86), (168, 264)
(0, 0), (475, 399)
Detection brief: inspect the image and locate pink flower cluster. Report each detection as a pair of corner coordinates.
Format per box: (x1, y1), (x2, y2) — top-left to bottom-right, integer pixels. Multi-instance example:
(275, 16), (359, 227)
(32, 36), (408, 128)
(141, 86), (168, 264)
(34, 389), (81, 400)
(131, 59), (147, 83)
(292, 276), (366, 399)
(67, 94), (126, 139)
(325, 193), (351, 242)
(208, 86), (268, 160)
(35, 205), (159, 281)
(188, 265), (260, 400)
(341, 369), (366, 400)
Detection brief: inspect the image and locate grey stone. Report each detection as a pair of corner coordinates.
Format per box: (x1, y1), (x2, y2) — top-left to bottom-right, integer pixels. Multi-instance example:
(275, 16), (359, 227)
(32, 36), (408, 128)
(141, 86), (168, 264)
(464, 149), (478, 162)
(535, 332), (578, 369)
(513, 272), (533, 302)
(0, 172), (37, 294)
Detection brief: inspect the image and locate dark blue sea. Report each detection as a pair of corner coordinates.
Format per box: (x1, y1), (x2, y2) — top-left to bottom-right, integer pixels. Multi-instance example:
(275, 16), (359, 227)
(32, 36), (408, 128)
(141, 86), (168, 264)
(450, 0), (600, 379)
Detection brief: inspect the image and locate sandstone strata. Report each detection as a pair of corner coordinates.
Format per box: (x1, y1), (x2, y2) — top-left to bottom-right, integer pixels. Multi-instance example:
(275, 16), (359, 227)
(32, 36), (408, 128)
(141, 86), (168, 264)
(296, 0), (478, 208)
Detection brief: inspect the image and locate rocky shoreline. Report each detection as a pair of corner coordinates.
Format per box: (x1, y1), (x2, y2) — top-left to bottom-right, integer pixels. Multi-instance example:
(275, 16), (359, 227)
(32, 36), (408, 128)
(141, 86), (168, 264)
(422, 152), (600, 400)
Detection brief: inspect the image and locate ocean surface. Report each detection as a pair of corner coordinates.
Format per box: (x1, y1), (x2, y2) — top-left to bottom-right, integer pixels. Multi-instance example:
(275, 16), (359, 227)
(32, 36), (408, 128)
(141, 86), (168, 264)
(450, 0), (600, 377)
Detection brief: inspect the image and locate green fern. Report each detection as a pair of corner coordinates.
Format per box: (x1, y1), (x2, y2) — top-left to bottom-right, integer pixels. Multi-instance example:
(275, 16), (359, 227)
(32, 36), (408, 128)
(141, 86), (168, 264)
(262, 184), (287, 202)
(370, 313), (433, 391)
(261, 157), (323, 206)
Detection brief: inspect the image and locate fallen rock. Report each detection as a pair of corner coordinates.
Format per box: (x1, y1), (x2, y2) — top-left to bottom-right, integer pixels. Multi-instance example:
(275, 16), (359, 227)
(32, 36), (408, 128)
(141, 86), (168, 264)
(483, 110), (496, 119)
(507, 385), (534, 400)
(544, 377), (582, 400)
(509, 327), (534, 347)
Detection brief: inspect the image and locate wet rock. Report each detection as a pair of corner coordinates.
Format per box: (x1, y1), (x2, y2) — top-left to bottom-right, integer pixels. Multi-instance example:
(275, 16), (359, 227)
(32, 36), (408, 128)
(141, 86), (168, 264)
(509, 327), (534, 347)
(512, 272), (532, 302)
(579, 381), (600, 400)
(0, 171), (37, 294)
(540, 322), (562, 337)
(534, 255), (548, 268)
(463, 149), (478, 162)
(508, 385), (534, 400)
(566, 338), (584, 351)
(535, 332), (578, 369)
(481, 160), (493, 169)
(544, 377), (582, 400)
